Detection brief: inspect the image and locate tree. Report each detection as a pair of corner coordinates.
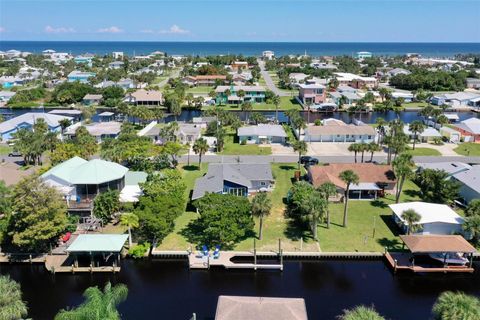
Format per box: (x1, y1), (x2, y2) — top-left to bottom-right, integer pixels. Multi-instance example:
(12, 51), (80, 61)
(317, 182), (337, 229)
(414, 169), (460, 204)
(272, 95), (281, 123)
(55, 282), (128, 320)
(0, 181), (11, 216)
(120, 213), (139, 247)
(408, 120), (426, 150)
(358, 143), (368, 163)
(7, 175), (67, 251)
(401, 209), (421, 234)
(375, 117), (388, 146)
(339, 170), (359, 227)
(348, 143), (361, 163)
(192, 138), (209, 167)
(292, 140), (307, 169)
(241, 101), (253, 123)
(367, 142), (381, 162)
(465, 199), (480, 217)
(378, 87), (391, 103)
(432, 291), (480, 320)
(291, 114), (306, 137)
(392, 153), (414, 203)
(300, 190), (327, 240)
(75, 126), (98, 158)
(337, 305), (385, 320)
(191, 193), (254, 249)
(463, 215), (480, 245)
(93, 190), (120, 224)
(251, 192), (272, 240)
(0, 275), (28, 320)
(58, 118), (72, 137)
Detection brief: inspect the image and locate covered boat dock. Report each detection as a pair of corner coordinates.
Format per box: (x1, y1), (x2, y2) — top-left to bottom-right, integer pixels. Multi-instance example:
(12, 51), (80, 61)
(385, 235), (476, 273)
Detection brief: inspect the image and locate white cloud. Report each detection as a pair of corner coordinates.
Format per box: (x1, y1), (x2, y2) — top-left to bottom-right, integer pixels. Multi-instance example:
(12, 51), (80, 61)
(159, 24), (189, 35)
(45, 25), (75, 34)
(97, 26), (123, 33)
(140, 29), (155, 34)
(0, 27), (5, 33)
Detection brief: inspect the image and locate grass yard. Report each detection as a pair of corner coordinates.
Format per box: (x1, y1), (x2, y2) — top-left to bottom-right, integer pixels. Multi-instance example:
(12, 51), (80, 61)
(219, 134), (272, 155)
(405, 147), (441, 156)
(454, 143), (480, 156)
(0, 144), (12, 155)
(202, 97), (301, 111)
(402, 102), (429, 109)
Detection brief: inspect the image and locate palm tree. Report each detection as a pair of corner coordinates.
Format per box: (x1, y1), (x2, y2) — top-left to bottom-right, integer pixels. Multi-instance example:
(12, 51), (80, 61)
(292, 115), (306, 137)
(367, 142), (381, 162)
(237, 90), (246, 106)
(418, 105), (434, 119)
(55, 282), (128, 320)
(170, 99), (182, 121)
(272, 95), (281, 123)
(120, 213), (139, 247)
(241, 101), (253, 123)
(339, 170), (359, 227)
(302, 192), (327, 240)
(293, 140), (307, 169)
(432, 291), (480, 320)
(378, 87), (390, 103)
(392, 153), (414, 203)
(358, 143), (368, 163)
(317, 182), (337, 229)
(192, 137), (209, 167)
(251, 192), (272, 240)
(463, 215), (480, 244)
(285, 109), (298, 125)
(408, 120), (425, 150)
(59, 118), (71, 138)
(401, 209), (421, 234)
(375, 117), (388, 146)
(338, 305), (385, 320)
(0, 275), (28, 320)
(348, 143), (360, 163)
(436, 114), (449, 127)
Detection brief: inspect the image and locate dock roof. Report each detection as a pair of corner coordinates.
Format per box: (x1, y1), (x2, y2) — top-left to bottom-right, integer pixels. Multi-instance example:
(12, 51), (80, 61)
(66, 234), (128, 253)
(400, 235), (476, 253)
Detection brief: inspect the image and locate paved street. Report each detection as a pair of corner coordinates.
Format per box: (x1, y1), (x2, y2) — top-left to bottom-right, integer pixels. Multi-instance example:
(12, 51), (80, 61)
(258, 59), (289, 97)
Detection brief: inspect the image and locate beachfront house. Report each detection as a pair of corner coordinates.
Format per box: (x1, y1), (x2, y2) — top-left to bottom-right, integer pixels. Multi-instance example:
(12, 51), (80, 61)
(125, 89), (163, 106)
(0, 113), (73, 141)
(298, 83), (327, 105)
(262, 51), (275, 60)
(356, 51), (372, 59)
(307, 163), (396, 200)
(452, 166), (480, 205)
(390, 202), (464, 235)
(454, 118), (480, 143)
(215, 85), (266, 105)
(303, 119), (376, 143)
(192, 163), (274, 200)
(237, 124), (287, 144)
(67, 71), (96, 83)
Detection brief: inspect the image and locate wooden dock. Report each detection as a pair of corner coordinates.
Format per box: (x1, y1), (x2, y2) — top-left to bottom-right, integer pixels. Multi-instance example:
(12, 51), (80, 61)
(45, 254), (121, 274)
(385, 252), (475, 273)
(188, 251), (283, 270)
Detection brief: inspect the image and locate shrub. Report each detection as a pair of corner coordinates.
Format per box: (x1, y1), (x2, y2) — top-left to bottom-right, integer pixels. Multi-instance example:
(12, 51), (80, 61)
(93, 190), (120, 224)
(314, 119), (322, 126)
(128, 243), (150, 258)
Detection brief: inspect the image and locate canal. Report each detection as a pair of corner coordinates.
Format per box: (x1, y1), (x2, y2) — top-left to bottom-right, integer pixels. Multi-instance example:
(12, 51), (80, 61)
(1, 259), (479, 319)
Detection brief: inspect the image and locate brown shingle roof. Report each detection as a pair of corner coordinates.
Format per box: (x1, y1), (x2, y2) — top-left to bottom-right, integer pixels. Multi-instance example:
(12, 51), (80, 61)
(193, 75), (227, 80)
(308, 163), (396, 188)
(130, 89), (163, 102)
(400, 235), (476, 253)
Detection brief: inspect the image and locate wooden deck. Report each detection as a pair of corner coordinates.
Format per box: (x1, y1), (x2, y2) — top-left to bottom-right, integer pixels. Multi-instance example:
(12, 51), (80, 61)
(45, 254), (121, 273)
(188, 251), (283, 270)
(385, 252), (475, 273)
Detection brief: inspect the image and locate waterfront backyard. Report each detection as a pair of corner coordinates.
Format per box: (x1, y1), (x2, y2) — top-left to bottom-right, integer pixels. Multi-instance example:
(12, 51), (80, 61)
(157, 163), (421, 252)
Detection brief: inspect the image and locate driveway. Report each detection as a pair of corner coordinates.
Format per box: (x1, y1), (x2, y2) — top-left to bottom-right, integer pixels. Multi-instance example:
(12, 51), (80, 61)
(270, 144), (295, 155)
(307, 142), (388, 158)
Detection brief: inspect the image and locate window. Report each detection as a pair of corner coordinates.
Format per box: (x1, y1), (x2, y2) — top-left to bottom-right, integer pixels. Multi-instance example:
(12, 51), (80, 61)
(260, 181), (266, 186)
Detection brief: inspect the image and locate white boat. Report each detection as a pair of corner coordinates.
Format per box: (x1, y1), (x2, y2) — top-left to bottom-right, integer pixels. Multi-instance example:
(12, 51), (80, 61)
(428, 252), (468, 265)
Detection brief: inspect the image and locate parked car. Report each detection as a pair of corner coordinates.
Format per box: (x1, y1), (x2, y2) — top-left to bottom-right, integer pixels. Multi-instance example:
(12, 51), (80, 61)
(8, 151), (22, 157)
(299, 156), (319, 166)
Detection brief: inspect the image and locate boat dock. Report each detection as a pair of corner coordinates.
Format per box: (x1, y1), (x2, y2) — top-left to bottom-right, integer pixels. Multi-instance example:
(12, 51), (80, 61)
(385, 252), (475, 273)
(187, 251), (283, 270)
(45, 254), (121, 274)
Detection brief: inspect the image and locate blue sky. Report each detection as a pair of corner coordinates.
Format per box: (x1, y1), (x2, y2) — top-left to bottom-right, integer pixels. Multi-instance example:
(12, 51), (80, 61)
(0, 0), (479, 42)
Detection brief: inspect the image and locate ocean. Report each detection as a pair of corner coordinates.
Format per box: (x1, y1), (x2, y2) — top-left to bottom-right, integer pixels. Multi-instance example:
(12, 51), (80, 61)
(1, 41), (480, 57)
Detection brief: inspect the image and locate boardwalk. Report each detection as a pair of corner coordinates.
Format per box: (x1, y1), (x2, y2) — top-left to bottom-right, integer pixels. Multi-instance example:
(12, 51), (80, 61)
(188, 251), (283, 270)
(45, 254), (121, 273)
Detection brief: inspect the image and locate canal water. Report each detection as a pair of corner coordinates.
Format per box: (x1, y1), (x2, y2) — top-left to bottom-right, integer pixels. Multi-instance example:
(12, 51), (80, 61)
(1, 108), (479, 124)
(1, 259), (479, 320)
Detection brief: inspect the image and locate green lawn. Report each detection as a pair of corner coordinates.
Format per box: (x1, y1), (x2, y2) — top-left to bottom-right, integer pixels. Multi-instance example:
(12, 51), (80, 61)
(202, 96), (301, 111)
(405, 147), (441, 156)
(0, 145), (12, 155)
(157, 164), (426, 252)
(219, 134), (272, 155)
(402, 102), (429, 109)
(454, 143), (480, 156)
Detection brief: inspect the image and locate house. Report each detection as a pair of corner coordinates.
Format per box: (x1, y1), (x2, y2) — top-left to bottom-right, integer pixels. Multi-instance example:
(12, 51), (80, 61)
(430, 92), (480, 107)
(403, 126), (442, 143)
(215, 86), (266, 104)
(112, 52), (124, 59)
(391, 91), (414, 102)
(416, 162), (472, 177)
(214, 296), (307, 320)
(387, 68), (411, 77)
(0, 91), (16, 102)
(192, 116), (216, 128)
(0, 113), (72, 141)
(298, 83), (326, 105)
(230, 61), (249, 71)
(183, 75), (227, 87)
(237, 124), (287, 144)
(74, 55), (93, 66)
(67, 71), (96, 83)
(177, 123), (202, 144)
(452, 166), (480, 204)
(454, 118), (480, 142)
(262, 50), (275, 60)
(48, 109), (83, 122)
(356, 51), (372, 59)
(64, 121), (122, 143)
(0, 76), (25, 88)
(440, 126), (462, 143)
(307, 163), (396, 200)
(82, 94), (103, 105)
(41, 157), (142, 212)
(125, 89), (163, 106)
(390, 202), (464, 235)
(303, 119), (376, 143)
(117, 78), (135, 90)
(329, 91), (361, 106)
(192, 163), (274, 200)
(334, 72), (378, 89)
(108, 61), (124, 69)
(466, 78), (480, 89)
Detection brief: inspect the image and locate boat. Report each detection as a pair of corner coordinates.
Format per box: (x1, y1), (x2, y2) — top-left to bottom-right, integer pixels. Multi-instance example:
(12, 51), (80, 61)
(428, 252), (469, 265)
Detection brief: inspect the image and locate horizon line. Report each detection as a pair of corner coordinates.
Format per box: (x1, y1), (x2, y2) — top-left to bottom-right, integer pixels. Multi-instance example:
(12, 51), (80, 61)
(1, 40), (480, 44)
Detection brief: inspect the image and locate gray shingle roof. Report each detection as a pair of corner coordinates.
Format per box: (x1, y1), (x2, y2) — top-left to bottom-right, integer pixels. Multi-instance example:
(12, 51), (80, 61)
(453, 166), (480, 193)
(192, 163), (273, 200)
(237, 124), (287, 137)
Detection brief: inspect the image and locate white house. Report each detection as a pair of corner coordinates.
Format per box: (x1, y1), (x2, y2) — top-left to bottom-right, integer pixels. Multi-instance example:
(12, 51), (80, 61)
(237, 124), (287, 144)
(390, 202), (464, 235)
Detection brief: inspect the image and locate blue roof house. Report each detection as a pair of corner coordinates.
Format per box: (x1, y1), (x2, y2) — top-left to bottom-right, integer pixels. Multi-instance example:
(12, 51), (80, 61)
(0, 112), (72, 141)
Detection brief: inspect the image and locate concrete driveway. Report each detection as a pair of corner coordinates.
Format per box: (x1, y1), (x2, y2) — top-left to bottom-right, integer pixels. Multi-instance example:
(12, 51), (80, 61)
(307, 142), (388, 157)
